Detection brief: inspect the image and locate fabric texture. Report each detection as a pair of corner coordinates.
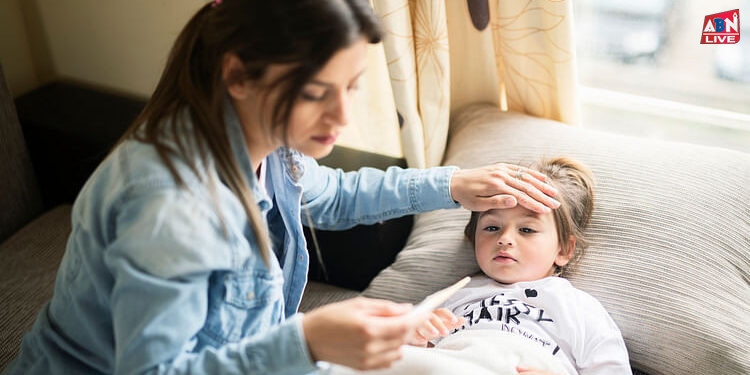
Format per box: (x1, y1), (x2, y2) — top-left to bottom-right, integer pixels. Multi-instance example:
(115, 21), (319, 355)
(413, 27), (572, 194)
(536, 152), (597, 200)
(298, 282), (361, 313)
(364, 103), (750, 375)
(0, 205), (72, 371)
(0, 63), (43, 242)
(358, 0), (578, 168)
(437, 275), (631, 375)
(327, 330), (566, 375)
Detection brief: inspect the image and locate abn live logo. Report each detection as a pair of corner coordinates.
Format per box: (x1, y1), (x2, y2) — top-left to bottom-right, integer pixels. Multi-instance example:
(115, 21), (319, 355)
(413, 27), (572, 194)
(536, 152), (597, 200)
(701, 10), (740, 44)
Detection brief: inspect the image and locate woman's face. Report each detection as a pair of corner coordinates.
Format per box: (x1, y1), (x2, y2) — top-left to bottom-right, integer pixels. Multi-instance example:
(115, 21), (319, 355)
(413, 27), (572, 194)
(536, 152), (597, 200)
(286, 37), (369, 158)
(230, 37), (369, 161)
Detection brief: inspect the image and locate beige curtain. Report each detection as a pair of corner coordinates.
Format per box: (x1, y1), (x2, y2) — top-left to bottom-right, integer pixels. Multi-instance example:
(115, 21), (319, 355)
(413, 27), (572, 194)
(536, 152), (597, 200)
(364, 0), (579, 168)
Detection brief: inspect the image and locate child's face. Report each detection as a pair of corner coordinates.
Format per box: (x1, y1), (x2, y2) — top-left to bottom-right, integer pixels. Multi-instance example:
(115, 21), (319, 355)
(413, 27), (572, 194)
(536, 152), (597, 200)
(473, 206), (572, 284)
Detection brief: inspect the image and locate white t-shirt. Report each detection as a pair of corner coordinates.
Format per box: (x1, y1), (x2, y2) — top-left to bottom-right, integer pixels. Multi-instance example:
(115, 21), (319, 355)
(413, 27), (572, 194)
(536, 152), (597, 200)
(437, 274), (631, 375)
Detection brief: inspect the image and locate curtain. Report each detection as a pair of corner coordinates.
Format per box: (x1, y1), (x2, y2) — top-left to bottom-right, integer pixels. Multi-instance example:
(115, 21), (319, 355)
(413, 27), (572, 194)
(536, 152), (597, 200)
(365, 0), (579, 168)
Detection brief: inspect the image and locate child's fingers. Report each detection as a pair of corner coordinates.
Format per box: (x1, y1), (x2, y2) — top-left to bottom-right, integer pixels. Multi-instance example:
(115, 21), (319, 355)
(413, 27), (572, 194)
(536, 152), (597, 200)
(433, 308), (464, 331)
(430, 315), (451, 336)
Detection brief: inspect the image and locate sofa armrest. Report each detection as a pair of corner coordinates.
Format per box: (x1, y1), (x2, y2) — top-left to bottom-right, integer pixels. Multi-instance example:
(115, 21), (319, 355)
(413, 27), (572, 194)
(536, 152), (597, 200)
(14, 81), (146, 209)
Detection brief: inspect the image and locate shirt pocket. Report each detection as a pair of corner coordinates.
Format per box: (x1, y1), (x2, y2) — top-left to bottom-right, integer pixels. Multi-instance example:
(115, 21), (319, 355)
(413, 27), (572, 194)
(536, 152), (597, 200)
(203, 270), (285, 344)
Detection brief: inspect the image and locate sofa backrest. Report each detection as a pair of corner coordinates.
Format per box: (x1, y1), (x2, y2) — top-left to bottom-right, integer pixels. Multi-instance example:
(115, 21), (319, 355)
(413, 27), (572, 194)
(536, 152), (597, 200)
(0, 63), (43, 242)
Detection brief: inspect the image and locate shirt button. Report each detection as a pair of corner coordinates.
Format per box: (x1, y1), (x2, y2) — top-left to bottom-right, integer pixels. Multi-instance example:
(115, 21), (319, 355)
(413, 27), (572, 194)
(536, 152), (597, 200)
(247, 292), (255, 300)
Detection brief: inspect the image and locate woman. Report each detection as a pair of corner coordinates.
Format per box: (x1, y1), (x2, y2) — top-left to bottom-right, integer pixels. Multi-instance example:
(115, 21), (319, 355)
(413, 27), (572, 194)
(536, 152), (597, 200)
(4, 1), (559, 374)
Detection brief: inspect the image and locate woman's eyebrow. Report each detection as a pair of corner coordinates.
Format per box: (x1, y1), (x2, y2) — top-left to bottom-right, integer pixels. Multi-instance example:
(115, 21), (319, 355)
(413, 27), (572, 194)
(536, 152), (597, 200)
(308, 69), (367, 88)
(307, 80), (332, 88)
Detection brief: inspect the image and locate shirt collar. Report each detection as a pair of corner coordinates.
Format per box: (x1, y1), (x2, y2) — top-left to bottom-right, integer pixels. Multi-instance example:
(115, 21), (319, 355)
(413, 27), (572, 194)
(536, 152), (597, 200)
(223, 97), (272, 213)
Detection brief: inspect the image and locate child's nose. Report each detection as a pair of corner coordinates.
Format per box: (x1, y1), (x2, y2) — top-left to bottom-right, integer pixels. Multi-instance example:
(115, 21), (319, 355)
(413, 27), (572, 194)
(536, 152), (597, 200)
(497, 229), (514, 246)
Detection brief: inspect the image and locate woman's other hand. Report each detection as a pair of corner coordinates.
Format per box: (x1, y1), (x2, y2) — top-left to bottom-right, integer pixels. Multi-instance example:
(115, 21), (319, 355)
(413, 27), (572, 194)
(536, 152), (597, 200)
(450, 163), (560, 213)
(408, 308), (464, 347)
(302, 297), (414, 370)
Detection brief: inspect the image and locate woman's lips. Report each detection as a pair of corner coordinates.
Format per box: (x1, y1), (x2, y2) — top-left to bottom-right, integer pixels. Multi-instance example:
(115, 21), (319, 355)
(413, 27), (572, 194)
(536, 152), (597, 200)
(312, 135), (337, 145)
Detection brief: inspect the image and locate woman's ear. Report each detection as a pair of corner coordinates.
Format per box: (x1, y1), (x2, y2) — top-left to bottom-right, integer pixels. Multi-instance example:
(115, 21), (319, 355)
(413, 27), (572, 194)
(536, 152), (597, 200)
(222, 52), (251, 100)
(555, 235), (576, 267)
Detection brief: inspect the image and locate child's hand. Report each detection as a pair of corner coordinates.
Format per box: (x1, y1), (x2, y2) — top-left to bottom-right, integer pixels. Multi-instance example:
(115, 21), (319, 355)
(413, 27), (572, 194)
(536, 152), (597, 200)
(408, 308), (464, 347)
(516, 365), (560, 375)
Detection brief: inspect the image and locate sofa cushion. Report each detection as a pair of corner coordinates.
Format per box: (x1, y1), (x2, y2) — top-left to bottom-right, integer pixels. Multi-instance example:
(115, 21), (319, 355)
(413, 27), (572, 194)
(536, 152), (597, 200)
(363, 104), (750, 375)
(0, 205), (71, 370)
(299, 281), (361, 313)
(0, 63), (43, 243)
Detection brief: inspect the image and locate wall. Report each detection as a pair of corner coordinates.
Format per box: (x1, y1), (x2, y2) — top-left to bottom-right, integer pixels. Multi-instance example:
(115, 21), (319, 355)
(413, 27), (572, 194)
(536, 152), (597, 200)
(0, 0), (402, 157)
(33, 0), (204, 98)
(0, 0), (41, 96)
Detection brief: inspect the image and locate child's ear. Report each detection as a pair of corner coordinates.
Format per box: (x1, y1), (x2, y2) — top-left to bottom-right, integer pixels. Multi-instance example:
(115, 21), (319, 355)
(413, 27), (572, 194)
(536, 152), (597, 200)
(555, 235), (576, 267)
(222, 52), (252, 100)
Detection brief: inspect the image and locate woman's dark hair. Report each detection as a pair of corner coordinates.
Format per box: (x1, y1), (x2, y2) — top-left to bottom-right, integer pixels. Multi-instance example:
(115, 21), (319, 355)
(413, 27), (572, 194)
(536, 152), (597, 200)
(121, 0), (382, 264)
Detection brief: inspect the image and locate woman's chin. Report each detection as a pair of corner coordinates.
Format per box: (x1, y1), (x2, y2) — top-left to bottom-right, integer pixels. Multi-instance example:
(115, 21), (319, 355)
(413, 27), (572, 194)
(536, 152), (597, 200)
(297, 144), (335, 159)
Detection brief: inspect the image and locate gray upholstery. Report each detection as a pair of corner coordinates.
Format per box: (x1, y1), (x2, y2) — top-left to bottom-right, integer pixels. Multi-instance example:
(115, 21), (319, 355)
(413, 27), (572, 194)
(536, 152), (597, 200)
(0, 62), (73, 371)
(299, 282), (361, 313)
(0, 64), (43, 242)
(0, 205), (71, 368)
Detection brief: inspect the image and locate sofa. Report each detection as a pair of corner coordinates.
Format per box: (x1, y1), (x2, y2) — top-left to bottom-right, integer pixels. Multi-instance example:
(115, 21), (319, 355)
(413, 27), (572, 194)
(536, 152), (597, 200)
(2, 57), (748, 375)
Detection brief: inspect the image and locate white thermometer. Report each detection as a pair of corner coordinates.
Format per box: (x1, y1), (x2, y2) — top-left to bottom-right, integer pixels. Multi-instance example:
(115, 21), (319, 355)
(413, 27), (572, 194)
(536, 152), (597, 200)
(408, 276), (471, 317)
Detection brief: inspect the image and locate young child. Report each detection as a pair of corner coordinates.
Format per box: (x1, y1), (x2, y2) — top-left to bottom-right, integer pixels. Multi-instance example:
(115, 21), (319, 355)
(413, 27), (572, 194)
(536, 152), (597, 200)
(414, 157), (632, 375)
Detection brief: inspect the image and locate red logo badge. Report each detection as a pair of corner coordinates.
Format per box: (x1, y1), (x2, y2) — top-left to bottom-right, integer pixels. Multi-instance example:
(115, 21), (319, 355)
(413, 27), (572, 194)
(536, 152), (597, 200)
(701, 10), (740, 44)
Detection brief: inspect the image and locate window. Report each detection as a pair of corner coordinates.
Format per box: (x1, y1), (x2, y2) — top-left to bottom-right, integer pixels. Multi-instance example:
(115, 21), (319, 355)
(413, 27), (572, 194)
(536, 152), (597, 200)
(574, 0), (750, 152)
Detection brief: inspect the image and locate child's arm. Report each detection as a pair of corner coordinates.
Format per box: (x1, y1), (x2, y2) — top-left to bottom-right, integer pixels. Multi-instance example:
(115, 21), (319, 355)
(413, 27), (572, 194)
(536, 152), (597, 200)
(408, 308), (464, 347)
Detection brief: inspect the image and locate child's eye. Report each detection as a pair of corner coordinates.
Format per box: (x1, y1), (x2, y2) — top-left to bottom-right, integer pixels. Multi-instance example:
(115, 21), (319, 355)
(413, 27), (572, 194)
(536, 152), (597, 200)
(483, 226), (499, 232)
(520, 227), (536, 234)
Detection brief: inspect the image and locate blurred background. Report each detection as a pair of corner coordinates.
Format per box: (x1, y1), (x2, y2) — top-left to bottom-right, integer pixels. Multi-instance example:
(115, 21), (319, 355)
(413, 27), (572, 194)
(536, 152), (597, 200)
(574, 0), (750, 152)
(0, 0), (747, 153)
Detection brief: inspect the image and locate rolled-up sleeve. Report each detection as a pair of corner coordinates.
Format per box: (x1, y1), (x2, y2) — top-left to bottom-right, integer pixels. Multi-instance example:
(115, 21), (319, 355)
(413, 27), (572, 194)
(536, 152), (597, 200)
(299, 155), (460, 230)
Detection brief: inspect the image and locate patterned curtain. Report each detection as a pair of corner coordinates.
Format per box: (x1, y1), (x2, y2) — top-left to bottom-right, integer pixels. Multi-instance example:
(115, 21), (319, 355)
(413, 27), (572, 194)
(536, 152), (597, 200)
(362, 0), (579, 168)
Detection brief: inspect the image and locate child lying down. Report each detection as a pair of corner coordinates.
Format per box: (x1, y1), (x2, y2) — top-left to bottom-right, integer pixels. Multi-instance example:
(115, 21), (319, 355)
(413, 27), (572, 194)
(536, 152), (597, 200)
(327, 158), (631, 375)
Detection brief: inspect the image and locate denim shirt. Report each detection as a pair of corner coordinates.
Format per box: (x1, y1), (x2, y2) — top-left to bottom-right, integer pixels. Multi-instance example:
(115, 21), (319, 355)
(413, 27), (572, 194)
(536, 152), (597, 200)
(4, 103), (459, 375)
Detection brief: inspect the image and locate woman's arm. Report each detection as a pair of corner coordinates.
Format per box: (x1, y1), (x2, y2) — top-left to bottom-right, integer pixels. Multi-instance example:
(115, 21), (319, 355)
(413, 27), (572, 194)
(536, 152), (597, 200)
(299, 156), (559, 230)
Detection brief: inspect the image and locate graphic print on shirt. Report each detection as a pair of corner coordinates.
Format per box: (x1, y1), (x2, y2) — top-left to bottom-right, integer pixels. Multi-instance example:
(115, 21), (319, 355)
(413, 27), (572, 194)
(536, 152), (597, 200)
(453, 291), (561, 355)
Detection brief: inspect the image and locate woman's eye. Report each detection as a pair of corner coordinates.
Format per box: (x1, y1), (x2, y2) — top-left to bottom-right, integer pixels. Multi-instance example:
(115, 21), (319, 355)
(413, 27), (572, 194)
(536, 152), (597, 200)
(301, 90), (326, 101)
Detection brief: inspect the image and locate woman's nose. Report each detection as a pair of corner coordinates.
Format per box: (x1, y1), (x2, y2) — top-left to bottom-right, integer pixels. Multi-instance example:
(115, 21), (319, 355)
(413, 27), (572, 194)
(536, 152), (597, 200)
(325, 90), (351, 126)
